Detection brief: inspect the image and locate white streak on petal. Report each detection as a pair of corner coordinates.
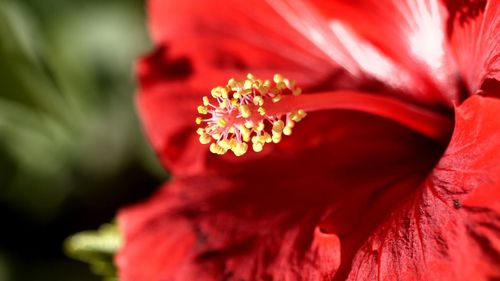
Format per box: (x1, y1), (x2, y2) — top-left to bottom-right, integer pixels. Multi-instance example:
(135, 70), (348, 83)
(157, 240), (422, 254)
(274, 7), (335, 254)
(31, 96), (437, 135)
(267, 0), (361, 76)
(329, 21), (415, 93)
(407, 0), (446, 73)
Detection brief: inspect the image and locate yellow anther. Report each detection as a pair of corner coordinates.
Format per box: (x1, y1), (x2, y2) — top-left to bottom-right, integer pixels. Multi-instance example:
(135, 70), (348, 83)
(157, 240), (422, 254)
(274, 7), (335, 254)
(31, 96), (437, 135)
(243, 80), (253, 90)
(259, 86), (269, 95)
(297, 109), (307, 119)
(253, 96), (264, 106)
(202, 96), (210, 106)
(241, 89), (253, 96)
(233, 92), (241, 99)
(228, 78), (237, 88)
(196, 128), (205, 135)
(240, 126), (251, 142)
(272, 120), (285, 133)
(220, 87), (229, 98)
(290, 109), (307, 122)
(195, 117), (202, 125)
(293, 88), (302, 96)
(286, 120), (295, 128)
(284, 79), (296, 88)
(230, 138), (238, 149)
(232, 142), (248, 157)
(212, 133), (221, 140)
(209, 143), (217, 152)
(246, 73), (255, 80)
(211, 87), (221, 98)
(252, 80), (262, 88)
(219, 100), (228, 109)
(199, 133), (211, 144)
(272, 127), (283, 136)
(264, 133), (272, 143)
(276, 81), (286, 90)
(218, 139), (232, 150)
(252, 134), (266, 144)
(210, 143), (227, 155)
(231, 99), (239, 106)
(258, 107), (266, 116)
(252, 142), (263, 152)
(272, 133), (282, 143)
(244, 120), (254, 129)
(197, 105), (208, 114)
(217, 118), (227, 127)
(283, 126), (292, 136)
(272, 95), (282, 103)
(258, 135), (268, 143)
(239, 104), (251, 118)
(256, 121), (265, 132)
(273, 73), (284, 83)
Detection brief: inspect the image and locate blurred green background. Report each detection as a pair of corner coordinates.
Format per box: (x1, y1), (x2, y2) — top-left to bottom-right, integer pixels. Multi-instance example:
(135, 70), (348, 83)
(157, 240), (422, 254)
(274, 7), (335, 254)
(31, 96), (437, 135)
(0, 0), (165, 280)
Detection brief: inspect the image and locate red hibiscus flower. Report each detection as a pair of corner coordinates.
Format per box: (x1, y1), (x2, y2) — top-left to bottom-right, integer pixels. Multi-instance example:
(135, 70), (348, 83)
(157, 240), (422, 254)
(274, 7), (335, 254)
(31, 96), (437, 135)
(117, 0), (500, 280)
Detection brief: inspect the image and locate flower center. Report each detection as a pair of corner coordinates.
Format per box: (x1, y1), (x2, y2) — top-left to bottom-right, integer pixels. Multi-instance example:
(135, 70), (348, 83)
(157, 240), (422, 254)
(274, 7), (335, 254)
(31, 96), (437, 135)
(196, 74), (306, 156)
(196, 74), (453, 157)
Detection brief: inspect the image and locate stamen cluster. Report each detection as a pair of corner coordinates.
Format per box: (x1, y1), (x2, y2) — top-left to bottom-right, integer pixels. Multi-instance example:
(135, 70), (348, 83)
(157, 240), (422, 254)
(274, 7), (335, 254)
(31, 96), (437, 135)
(196, 73), (306, 156)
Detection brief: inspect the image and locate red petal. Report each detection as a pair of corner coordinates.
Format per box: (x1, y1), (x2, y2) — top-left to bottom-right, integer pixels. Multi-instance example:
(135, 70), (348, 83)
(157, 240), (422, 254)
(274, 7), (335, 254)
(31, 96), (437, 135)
(117, 109), (444, 280)
(147, 0), (335, 81)
(306, 0), (460, 106)
(116, 180), (198, 280)
(136, 46), (209, 176)
(348, 95), (500, 280)
(445, 0), (500, 94)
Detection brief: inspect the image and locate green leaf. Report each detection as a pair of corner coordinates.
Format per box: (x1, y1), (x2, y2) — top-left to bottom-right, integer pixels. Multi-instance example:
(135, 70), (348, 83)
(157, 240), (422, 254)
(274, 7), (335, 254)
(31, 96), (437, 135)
(64, 223), (122, 281)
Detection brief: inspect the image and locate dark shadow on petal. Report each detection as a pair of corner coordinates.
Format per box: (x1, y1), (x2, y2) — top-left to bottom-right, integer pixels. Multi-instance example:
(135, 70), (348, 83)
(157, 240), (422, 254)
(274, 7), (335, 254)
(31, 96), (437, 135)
(137, 45), (193, 88)
(479, 78), (500, 98)
(444, 0), (487, 35)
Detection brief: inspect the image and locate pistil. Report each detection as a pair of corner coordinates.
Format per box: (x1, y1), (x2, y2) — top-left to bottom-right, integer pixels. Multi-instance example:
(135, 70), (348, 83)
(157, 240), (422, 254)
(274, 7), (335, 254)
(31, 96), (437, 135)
(196, 73), (452, 156)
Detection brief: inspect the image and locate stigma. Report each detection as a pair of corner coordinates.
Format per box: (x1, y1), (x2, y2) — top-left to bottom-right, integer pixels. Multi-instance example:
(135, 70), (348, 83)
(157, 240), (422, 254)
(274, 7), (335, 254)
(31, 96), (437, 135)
(195, 73), (306, 156)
